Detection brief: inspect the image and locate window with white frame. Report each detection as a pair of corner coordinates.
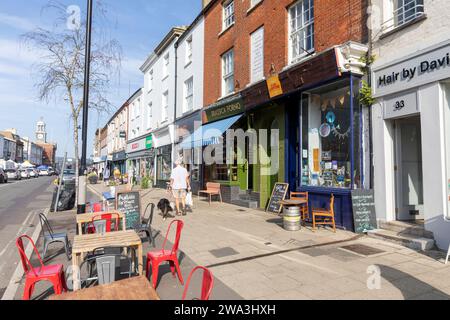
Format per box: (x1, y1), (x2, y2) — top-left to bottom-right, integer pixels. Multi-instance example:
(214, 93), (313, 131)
(250, 26), (264, 83)
(184, 77), (194, 113)
(223, 0), (235, 30)
(162, 91), (169, 121)
(163, 53), (169, 78)
(222, 49), (234, 96)
(186, 36), (193, 65)
(147, 102), (153, 129)
(148, 70), (153, 92)
(383, 0), (424, 31)
(289, 0), (314, 64)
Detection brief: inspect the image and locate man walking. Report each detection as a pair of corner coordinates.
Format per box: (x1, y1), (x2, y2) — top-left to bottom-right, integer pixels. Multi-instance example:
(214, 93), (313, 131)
(170, 159), (190, 216)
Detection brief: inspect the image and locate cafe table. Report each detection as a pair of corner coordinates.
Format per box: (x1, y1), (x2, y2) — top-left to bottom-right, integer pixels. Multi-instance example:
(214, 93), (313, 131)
(76, 211), (126, 234)
(50, 276), (160, 300)
(71, 230), (143, 291)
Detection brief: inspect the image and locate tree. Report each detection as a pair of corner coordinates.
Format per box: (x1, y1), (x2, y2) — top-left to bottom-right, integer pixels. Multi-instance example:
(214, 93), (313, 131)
(22, 0), (122, 200)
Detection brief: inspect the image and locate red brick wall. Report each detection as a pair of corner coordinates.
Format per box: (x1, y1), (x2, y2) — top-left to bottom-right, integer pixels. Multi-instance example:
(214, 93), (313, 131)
(203, 0), (368, 107)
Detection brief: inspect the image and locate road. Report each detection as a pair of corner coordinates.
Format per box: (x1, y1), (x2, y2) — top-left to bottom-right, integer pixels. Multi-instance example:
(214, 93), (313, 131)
(0, 176), (55, 297)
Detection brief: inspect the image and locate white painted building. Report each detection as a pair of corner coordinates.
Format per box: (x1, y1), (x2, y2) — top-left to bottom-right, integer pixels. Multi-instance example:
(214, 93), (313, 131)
(371, 0), (450, 249)
(140, 27), (187, 187)
(0, 134), (4, 160)
(107, 102), (128, 174)
(21, 137), (43, 166)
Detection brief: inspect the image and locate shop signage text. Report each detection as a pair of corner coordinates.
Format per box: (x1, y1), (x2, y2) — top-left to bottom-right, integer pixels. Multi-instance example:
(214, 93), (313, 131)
(374, 43), (450, 97)
(267, 75), (283, 98)
(146, 135), (153, 149)
(204, 98), (244, 123)
(384, 91), (419, 120)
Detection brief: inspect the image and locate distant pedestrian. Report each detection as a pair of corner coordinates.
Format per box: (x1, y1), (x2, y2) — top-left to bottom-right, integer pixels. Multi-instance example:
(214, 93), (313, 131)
(103, 167), (110, 186)
(170, 159), (191, 216)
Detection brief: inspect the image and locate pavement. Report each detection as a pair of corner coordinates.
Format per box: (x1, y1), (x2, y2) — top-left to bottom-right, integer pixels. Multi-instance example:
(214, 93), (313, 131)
(6, 181), (450, 300)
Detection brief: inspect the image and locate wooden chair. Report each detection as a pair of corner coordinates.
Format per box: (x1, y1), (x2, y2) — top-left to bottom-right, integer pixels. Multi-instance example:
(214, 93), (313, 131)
(312, 194), (336, 233)
(198, 183), (223, 205)
(291, 192), (309, 222)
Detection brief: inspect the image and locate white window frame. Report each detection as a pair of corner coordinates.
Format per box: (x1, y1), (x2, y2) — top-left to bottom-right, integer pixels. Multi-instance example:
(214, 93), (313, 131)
(163, 53), (170, 78)
(250, 26), (265, 83)
(147, 102), (153, 129)
(250, 0), (262, 9)
(148, 70), (153, 92)
(184, 77), (194, 113)
(288, 0), (315, 64)
(382, 0), (424, 32)
(186, 36), (193, 65)
(222, 49), (234, 97)
(223, 0), (235, 31)
(162, 91), (169, 122)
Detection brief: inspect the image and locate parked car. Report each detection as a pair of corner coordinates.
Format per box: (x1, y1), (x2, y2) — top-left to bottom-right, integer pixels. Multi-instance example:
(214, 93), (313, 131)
(5, 169), (21, 181)
(19, 169), (30, 179)
(48, 167), (55, 176)
(62, 169), (76, 185)
(39, 168), (49, 176)
(27, 168), (38, 178)
(0, 168), (8, 183)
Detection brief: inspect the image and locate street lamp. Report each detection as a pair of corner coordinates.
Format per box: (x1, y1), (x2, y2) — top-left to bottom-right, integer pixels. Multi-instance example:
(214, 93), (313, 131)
(78, 0), (93, 214)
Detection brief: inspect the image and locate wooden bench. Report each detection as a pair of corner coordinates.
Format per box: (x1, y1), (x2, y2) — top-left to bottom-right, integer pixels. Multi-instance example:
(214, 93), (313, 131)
(198, 183), (223, 205)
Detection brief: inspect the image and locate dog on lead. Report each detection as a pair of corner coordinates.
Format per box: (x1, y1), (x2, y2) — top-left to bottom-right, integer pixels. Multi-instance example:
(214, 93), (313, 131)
(157, 198), (174, 221)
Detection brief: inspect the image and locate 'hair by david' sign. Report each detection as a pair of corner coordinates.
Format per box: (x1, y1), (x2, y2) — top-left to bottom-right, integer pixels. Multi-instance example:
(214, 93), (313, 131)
(373, 42), (450, 98)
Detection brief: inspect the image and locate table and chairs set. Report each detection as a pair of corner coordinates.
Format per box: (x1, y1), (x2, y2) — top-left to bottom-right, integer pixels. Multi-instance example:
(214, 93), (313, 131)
(15, 201), (214, 301)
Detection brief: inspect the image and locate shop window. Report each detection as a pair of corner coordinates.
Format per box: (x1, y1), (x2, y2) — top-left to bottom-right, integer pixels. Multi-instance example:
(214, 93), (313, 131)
(300, 79), (361, 189)
(206, 135), (238, 182)
(157, 147), (171, 181)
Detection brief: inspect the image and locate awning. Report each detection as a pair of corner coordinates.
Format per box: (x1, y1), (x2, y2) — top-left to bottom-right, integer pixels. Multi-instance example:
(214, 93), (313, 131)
(179, 114), (243, 149)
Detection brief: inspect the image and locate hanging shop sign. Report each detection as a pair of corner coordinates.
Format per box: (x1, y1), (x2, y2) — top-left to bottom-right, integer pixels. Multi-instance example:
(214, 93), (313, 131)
(373, 41), (450, 97)
(203, 95), (244, 123)
(119, 131), (127, 139)
(266, 75), (283, 98)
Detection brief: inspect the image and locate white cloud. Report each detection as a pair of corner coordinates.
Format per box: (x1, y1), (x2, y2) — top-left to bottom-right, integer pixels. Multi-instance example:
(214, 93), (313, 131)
(0, 12), (36, 31)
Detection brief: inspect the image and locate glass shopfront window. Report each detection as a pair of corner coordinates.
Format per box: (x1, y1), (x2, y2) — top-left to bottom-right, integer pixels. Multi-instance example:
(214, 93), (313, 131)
(300, 78), (361, 189)
(157, 146), (172, 181)
(204, 136), (239, 183)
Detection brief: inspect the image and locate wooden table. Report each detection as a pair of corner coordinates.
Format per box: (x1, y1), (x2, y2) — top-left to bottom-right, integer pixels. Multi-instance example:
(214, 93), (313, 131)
(280, 199), (307, 207)
(50, 276), (159, 300)
(76, 211), (126, 235)
(71, 230), (143, 291)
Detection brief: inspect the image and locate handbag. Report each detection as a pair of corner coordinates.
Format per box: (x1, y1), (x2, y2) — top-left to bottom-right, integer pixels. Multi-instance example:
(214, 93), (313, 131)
(186, 191), (193, 207)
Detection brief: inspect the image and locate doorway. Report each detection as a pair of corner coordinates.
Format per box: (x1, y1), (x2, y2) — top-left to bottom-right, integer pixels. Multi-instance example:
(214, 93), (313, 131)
(394, 116), (424, 221)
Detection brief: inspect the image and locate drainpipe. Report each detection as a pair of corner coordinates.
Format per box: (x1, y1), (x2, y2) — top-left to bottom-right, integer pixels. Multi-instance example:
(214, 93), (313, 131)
(367, 6), (374, 190)
(173, 40), (179, 166)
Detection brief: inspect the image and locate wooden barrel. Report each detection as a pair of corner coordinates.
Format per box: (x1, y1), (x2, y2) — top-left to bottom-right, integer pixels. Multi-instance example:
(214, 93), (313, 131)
(283, 206), (301, 231)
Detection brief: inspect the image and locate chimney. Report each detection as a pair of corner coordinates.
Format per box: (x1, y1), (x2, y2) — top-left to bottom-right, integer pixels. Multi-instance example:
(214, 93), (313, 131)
(202, 0), (213, 8)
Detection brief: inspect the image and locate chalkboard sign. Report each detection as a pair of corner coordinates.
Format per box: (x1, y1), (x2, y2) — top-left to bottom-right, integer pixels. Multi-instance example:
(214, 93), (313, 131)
(266, 183), (289, 215)
(116, 191), (141, 230)
(351, 189), (377, 233)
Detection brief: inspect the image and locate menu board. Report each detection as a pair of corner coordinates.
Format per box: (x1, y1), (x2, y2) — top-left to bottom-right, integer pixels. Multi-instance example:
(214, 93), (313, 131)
(116, 191), (141, 230)
(266, 183), (289, 215)
(351, 189), (377, 233)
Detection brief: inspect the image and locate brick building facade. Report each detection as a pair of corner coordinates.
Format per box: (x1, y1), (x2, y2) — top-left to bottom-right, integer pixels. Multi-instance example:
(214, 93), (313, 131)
(197, 0), (371, 230)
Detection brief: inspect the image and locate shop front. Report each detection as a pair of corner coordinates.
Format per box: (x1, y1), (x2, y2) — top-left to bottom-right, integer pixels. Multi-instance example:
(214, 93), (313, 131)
(179, 94), (247, 203)
(242, 42), (370, 230)
(153, 126), (173, 189)
(372, 40), (450, 249)
(127, 134), (155, 186)
(111, 150), (127, 175)
(175, 110), (203, 194)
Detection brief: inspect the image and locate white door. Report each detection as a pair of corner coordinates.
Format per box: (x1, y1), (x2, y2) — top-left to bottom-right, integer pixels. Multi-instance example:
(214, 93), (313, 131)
(394, 116), (424, 221)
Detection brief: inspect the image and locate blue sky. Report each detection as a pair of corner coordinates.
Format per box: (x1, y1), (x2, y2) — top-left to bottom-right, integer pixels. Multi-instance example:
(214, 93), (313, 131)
(0, 0), (200, 157)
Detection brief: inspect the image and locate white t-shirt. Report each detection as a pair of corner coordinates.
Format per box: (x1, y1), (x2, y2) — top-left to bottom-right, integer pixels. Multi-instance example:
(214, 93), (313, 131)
(170, 166), (189, 190)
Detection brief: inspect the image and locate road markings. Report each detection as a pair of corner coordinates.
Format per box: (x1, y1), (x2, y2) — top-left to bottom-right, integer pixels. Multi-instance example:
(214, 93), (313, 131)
(1, 208), (48, 301)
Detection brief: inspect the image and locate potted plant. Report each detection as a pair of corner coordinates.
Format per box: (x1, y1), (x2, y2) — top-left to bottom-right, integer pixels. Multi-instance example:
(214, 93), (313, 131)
(141, 176), (150, 190)
(87, 172), (98, 184)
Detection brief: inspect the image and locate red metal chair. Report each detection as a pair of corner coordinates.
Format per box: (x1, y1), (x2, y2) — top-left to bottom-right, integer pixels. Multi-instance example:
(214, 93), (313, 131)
(87, 213), (120, 234)
(92, 202), (104, 213)
(16, 235), (67, 300)
(182, 266), (214, 301)
(146, 220), (184, 288)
